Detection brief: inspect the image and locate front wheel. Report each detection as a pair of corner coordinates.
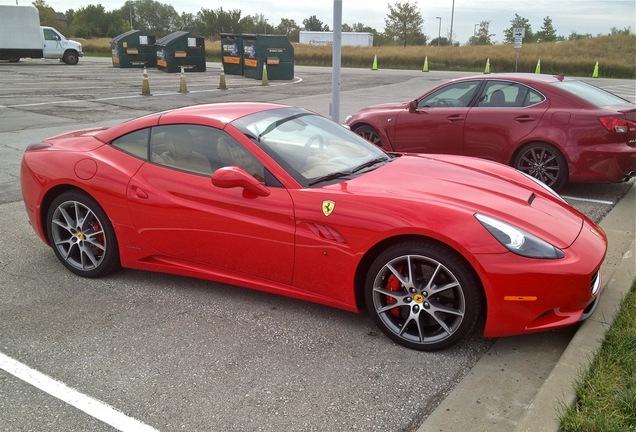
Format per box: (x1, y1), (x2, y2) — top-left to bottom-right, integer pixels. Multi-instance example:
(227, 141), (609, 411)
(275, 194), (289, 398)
(353, 125), (383, 147)
(513, 142), (568, 190)
(365, 240), (482, 351)
(63, 51), (79, 65)
(47, 191), (120, 278)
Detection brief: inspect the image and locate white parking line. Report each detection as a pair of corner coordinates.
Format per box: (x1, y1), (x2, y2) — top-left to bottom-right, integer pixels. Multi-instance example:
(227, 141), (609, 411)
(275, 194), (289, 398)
(0, 352), (159, 432)
(562, 195), (615, 205)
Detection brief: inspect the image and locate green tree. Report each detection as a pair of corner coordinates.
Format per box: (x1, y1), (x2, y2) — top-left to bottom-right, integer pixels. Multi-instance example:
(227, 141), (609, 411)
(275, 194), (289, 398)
(503, 14), (534, 43)
(32, 0), (65, 30)
(536, 16), (557, 42)
(276, 18), (300, 41)
(609, 26), (631, 36)
(384, 0), (426, 47)
(468, 20), (494, 45)
(194, 7), (242, 37)
(303, 15), (329, 31)
(118, 0), (181, 36)
(72, 4), (126, 38)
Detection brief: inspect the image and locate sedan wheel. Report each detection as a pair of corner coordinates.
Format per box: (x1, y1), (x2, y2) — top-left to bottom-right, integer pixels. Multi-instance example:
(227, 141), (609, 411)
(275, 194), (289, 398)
(365, 241), (482, 351)
(353, 125), (383, 147)
(47, 191), (120, 278)
(514, 143), (568, 190)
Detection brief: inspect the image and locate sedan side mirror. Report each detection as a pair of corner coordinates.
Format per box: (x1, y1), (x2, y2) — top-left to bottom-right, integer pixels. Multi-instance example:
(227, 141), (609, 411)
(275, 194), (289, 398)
(212, 166), (270, 197)
(408, 100), (418, 112)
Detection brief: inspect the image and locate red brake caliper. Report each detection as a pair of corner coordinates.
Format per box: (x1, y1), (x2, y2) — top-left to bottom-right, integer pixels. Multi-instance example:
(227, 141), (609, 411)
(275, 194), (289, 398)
(386, 265), (403, 317)
(92, 222), (104, 252)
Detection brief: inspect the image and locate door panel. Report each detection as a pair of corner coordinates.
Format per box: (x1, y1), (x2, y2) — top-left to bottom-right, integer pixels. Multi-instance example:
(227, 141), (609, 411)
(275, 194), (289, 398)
(127, 163), (295, 284)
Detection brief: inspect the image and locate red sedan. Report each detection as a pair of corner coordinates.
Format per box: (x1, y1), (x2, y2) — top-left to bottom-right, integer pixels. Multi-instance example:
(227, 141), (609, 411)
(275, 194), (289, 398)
(21, 103), (607, 350)
(345, 73), (636, 190)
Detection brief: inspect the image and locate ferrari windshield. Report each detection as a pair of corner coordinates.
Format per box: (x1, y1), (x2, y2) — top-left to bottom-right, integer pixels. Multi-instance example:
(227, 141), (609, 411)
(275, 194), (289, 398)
(231, 107), (391, 186)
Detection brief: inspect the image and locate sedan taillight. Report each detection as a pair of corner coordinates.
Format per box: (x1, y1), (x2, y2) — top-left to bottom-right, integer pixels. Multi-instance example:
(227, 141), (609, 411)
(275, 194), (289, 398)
(599, 117), (636, 133)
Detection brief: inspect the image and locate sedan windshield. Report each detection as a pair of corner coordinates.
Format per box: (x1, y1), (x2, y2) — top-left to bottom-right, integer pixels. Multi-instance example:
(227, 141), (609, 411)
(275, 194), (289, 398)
(231, 107), (392, 186)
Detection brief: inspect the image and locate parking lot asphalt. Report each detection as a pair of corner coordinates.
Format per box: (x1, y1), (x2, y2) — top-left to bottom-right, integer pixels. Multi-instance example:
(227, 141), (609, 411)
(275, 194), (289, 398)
(0, 57), (635, 431)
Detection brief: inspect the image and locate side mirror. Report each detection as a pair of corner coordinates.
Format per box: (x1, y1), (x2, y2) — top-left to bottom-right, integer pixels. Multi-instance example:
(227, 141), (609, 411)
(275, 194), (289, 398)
(408, 100), (418, 112)
(212, 166), (270, 197)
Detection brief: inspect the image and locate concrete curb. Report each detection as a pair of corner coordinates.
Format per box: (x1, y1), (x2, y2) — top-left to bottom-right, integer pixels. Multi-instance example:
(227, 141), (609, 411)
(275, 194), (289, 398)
(515, 184), (635, 431)
(418, 183), (635, 432)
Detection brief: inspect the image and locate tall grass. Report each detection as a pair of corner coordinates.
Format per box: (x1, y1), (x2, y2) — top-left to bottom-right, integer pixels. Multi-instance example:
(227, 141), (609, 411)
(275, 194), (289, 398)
(83, 34), (635, 78)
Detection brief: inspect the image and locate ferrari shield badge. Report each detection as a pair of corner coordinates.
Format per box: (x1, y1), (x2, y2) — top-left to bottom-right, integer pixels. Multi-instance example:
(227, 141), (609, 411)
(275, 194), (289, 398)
(322, 200), (335, 217)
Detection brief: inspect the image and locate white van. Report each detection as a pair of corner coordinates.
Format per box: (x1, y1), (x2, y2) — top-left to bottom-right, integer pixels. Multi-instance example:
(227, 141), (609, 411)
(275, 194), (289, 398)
(0, 5), (83, 65)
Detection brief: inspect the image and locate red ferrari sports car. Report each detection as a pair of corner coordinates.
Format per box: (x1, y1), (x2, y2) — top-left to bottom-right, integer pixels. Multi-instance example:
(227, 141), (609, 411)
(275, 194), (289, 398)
(21, 102), (607, 351)
(345, 73), (636, 190)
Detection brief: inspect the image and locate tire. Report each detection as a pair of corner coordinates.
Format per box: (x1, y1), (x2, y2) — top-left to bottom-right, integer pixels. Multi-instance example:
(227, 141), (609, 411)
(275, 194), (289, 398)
(513, 142), (568, 190)
(63, 51), (79, 65)
(8, 57), (20, 63)
(353, 125), (383, 147)
(365, 240), (482, 351)
(46, 191), (120, 278)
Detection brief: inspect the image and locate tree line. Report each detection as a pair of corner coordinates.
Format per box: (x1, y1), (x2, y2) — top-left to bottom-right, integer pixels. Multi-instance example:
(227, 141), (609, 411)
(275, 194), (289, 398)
(33, 0), (631, 46)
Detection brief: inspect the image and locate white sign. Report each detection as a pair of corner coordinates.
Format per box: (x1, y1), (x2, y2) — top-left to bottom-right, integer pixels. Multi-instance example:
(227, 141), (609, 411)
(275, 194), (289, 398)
(513, 27), (525, 38)
(514, 37), (523, 48)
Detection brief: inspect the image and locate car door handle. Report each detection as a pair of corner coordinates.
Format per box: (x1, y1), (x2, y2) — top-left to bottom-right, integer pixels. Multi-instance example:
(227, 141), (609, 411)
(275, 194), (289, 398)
(514, 116), (536, 122)
(133, 186), (149, 199)
(446, 114), (464, 122)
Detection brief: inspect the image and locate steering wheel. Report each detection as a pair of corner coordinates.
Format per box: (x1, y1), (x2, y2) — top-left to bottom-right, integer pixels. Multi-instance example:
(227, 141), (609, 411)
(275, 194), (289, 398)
(436, 99), (453, 107)
(305, 134), (325, 150)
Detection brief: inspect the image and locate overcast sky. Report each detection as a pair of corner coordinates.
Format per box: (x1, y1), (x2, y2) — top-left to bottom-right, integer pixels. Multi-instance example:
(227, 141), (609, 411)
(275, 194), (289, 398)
(6, 0), (635, 43)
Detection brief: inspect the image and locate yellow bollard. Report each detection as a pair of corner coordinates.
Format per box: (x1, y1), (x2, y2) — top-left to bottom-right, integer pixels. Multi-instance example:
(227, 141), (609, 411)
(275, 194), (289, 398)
(261, 64), (269, 86)
(178, 67), (188, 93)
(592, 61), (599, 78)
(372, 55), (378, 71)
(484, 58), (491, 74)
(422, 56), (429, 72)
(218, 71), (227, 90)
(141, 67), (151, 96)
(535, 59), (541, 74)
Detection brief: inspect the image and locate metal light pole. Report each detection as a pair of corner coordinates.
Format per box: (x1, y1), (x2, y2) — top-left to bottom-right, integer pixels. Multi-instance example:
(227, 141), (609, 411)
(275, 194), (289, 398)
(449, 0), (455, 45)
(436, 17), (441, 46)
(331, 0), (342, 123)
(474, 24), (479, 36)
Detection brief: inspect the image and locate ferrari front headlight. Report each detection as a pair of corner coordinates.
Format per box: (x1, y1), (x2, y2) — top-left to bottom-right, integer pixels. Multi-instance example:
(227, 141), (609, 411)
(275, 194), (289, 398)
(475, 213), (565, 259)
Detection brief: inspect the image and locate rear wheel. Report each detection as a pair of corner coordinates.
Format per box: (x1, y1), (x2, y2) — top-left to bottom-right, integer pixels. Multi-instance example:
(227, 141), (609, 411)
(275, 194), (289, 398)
(513, 142), (568, 190)
(8, 57), (20, 63)
(365, 240), (482, 351)
(47, 191), (120, 278)
(353, 125), (383, 147)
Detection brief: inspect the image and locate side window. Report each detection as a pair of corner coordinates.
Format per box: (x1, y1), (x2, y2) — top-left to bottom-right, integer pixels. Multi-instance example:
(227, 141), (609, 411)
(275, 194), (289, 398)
(150, 125), (212, 175)
(111, 129), (149, 160)
(216, 135), (266, 183)
(477, 81), (545, 108)
(148, 124), (266, 182)
(417, 81), (480, 108)
(43, 29), (59, 41)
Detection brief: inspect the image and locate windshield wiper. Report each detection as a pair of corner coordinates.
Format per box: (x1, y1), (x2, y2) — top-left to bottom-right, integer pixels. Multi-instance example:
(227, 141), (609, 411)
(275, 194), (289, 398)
(350, 156), (390, 174)
(307, 171), (354, 186)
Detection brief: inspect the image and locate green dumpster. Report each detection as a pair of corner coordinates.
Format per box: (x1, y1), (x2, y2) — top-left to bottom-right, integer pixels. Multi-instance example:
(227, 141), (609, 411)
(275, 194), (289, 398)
(111, 30), (156, 68)
(242, 34), (294, 80)
(220, 33), (243, 75)
(155, 31), (206, 73)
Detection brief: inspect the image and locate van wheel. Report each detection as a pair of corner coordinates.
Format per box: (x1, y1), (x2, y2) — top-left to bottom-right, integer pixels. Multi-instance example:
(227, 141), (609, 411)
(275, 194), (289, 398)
(9, 57), (20, 63)
(63, 51), (79, 65)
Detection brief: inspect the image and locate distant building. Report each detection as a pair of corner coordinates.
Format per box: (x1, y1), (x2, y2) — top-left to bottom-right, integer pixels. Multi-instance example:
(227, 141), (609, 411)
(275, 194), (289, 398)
(299, 31), (373, 47)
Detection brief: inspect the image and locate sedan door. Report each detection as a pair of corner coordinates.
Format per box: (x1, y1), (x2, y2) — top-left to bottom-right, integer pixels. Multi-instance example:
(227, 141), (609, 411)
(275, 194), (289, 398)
(391, 80), (482, 154)
(463, 81), (550, 163)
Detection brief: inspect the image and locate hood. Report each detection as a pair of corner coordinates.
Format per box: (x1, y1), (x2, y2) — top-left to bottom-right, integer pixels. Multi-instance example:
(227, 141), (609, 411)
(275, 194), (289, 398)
(338, 154), (584, 249)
